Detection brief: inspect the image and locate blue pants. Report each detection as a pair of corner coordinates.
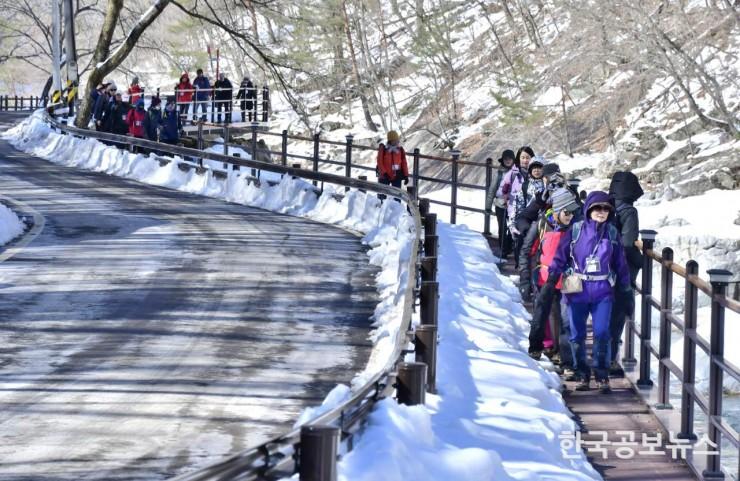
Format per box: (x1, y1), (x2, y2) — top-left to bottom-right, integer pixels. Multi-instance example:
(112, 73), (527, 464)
(569, 299), (613, 382)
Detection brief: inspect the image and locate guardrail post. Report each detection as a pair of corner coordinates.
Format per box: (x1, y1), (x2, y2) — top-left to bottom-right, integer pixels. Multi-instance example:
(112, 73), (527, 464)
(14, 95), (18, 111)
(419, 198), (430, 218)
(678, 260), (699, 441)
(281, 129), (288, 166)
(20, 96), (24, 110)
(450, 149), (460, 224)
(299, 425), (339, 481)
(313, 133), (320, 187)
(345, 134), (354, 187)
(412, 148), (420, 200)
(483, 157), (493, 236)
(250, 121), (259, 177)
(703, 268), (732, 480)
(397, 362), (427, 405)
(637, 229), (657, 388)
(421, 256), (437, 282)
(223, 125), (230, 165)
(232, 152), (241, 171)
(656, 247), (673, 409)
(415, 325), (437, 394)
(358, 175), (367, 193)
(420, 281), (438, 326)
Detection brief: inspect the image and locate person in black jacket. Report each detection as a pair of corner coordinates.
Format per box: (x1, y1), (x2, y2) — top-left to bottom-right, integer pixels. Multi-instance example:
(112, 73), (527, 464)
(608, 171), (644, 376)
(214, 73), (233, 123)
(101, 92), (130, 137)
(485, 149), (516, 259)
(236, 76), (255, 122)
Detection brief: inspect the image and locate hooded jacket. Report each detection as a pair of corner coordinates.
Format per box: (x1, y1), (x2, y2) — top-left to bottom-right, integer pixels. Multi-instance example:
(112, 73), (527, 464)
(549, 191), (631, 304)
(127, 102), (147, 138)
(377, 143), (409, 181)
(609, 171), (644, 283)
(176, 74), (193, 104)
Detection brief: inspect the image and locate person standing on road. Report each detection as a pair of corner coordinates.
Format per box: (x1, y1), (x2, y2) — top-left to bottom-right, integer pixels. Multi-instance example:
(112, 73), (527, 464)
(160, 96), (181, 146)
(376, 130), (409, 188)
(144, 97), (163, 142)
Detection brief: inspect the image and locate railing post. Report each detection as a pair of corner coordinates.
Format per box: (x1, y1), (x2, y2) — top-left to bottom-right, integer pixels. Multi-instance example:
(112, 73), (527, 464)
(418, 198), (430, 218)
(412, 148), (420, 200)
(299, 425), (339, 481)
(656, 247), (673, 409)
(232, 152), (241, 171)
(415, 325), (437, 394)
(20, 96), (24, 110)
(450, 149), (460, 224)
(421, 256), (437, 282)
(678, 260), (699, 440)
(223, 125), (230, 160)
(313, 133), (320, 187)
(14, 95), (18, 111)
(703, 268), (732, 479)
(396, 362), (427, 405)
(345, 134), (354, 182)
(483, 157), (493, 236)
(637, 229), (657, 388)
(281, 129), (288, 166)
(420, 281), (438, 326)
(251, 121), (259, 177)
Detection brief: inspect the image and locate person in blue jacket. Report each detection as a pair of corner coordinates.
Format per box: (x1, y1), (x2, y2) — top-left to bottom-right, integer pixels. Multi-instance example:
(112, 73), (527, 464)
(160, 96), (181, 145)
(547, 191), (633, 393)
(193, 68), (211, 122)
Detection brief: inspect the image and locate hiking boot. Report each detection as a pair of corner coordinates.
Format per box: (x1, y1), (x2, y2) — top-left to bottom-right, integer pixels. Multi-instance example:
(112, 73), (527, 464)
(549, 351), (561, 365)
(598, 380), (612, 394)
(609, 361), (625, 378)
(563, 368), (579, 381)
(528, 350), (542, 361)
(575, 379), (590, 391)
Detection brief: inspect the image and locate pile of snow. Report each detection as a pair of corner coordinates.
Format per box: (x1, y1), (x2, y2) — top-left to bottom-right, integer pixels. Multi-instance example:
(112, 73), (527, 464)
(0, 203), (24, 246)
(1, 111), (415, 386)
(333, 223), (599, 481)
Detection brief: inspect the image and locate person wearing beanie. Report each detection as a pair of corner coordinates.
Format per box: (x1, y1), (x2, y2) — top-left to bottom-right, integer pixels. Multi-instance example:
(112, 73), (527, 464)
(542, 162), (560, 180)
(93, 82), (117, 131)
(101, 91), (129, 135)
(548, 191), (632, 393)
(521, 187), (580, 367)
(160, 96), (182, 145)
(127, 97), (148, 141)
(376, 131), (409, 188)
(144, 96), (163, 142)
(485, 149), (517, 259)
(128, 76), (143, 105)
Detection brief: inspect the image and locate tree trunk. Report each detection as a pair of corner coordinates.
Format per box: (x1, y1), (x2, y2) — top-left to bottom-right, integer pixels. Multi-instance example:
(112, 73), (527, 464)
(75, 0), (170, 128)
(560, 84), (573, 157)
(340, 0), (377, 131)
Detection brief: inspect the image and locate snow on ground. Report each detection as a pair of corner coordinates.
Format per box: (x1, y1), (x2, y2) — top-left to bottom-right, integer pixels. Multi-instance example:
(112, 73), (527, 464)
(334, 223), (599, 481)
(4, 112), (597, 480)
(0, 202), (24, 245)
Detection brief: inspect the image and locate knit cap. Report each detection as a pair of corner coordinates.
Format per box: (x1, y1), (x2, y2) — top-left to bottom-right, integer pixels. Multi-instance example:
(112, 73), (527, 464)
(550, 187), (579, 213)
(387, 130), (400, 143)
(542, 162), (560, 179)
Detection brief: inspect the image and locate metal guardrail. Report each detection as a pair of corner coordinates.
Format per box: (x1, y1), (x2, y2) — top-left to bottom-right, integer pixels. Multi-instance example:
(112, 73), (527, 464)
(43, 114), (441, 480)
(625, 230), (739, 480)
(0, 95), (43, 111)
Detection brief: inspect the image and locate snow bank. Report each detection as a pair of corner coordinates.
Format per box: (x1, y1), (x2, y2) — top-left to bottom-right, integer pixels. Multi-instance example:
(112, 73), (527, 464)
(0, 203), (24, 246)
(1, 110), (415, 390)
(334, 223), (600, 481)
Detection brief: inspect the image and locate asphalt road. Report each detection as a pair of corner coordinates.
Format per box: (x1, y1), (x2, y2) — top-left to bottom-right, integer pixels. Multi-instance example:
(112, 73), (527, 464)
(0, 112), (377, 480)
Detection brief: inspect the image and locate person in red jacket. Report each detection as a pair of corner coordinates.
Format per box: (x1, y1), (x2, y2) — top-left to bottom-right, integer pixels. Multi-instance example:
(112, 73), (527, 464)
(128, 77), (143, 104)
(376, 130), (409, 188)
(127, 98), (147, 147)
(175, 72), (194, 124)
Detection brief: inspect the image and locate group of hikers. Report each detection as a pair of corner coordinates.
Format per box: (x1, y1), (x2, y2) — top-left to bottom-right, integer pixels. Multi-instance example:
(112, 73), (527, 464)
(90, 71), (268, 143)
(483, 147), (644, 393)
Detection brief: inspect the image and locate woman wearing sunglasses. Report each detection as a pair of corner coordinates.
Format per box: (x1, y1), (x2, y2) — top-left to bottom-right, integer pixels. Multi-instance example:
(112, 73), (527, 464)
(547, 191), (633, 393)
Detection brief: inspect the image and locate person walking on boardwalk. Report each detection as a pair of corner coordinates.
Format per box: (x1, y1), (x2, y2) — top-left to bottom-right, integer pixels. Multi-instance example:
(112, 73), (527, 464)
(548, 191), (633, 393)
(497, 146), (537, 269)
(376, 130), (409, 188)
(485, 149), (516, 260)
(607, 171), (644, 377)
(522, 188), (580, 373)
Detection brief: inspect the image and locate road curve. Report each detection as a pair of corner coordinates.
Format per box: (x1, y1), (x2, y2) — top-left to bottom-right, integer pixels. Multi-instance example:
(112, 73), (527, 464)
(0, 113), (377, 480)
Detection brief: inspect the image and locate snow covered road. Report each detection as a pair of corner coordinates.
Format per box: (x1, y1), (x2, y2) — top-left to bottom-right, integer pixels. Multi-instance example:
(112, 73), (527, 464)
(0, 113), (378, 480)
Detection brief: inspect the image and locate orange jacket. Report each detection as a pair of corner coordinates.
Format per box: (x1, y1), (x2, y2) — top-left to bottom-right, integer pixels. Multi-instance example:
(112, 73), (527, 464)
(376, 144), (409, 180)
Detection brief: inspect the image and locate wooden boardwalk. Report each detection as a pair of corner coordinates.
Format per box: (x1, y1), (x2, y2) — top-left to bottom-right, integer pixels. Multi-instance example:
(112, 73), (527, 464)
(488, 238), (697, 480)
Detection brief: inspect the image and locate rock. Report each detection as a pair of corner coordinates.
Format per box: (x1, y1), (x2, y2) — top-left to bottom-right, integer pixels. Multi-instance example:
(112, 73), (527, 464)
(735, 212), (740, 226)
(319, 120), (349, 131)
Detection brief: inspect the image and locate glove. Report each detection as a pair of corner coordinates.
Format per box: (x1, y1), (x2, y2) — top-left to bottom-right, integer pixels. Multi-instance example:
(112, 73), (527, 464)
(509, 226), (520, 236)
(403, 175), (409, 185)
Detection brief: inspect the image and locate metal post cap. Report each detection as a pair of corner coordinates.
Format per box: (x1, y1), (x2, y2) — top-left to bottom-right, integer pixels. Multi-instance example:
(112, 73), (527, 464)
(707, 269), (733, 284)
(639, 229), (658, 241)
(450, 149), (461, 158)
(345, 134), (354, 140)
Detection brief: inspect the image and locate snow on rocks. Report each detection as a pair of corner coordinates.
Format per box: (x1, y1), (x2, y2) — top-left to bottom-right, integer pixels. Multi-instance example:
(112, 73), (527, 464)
(0, 202), (24, 246)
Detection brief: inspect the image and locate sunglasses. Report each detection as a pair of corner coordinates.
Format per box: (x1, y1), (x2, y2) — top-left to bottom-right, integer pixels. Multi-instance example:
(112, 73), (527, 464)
(591, 205), (612, 213)
(562, 210), (575, 217)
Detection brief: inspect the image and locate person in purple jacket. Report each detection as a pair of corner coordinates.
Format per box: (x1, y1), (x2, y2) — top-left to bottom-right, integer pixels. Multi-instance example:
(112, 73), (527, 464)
(547, 191), (633, 393)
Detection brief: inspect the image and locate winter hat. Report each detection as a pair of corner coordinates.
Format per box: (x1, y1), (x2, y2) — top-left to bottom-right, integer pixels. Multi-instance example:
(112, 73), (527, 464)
(550, 188), (579, 213)
(542, 162), (560, 179)
(387, 130), (400, 143)
(136, 98), (145, 108)
(107, 82), (118, 93)
(584, 191), (614, 217)
(527, 157), (544, 174)
(150, 97), (161, 107)
(132, 76), (139, 85)
(498, 149), (515, 165)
